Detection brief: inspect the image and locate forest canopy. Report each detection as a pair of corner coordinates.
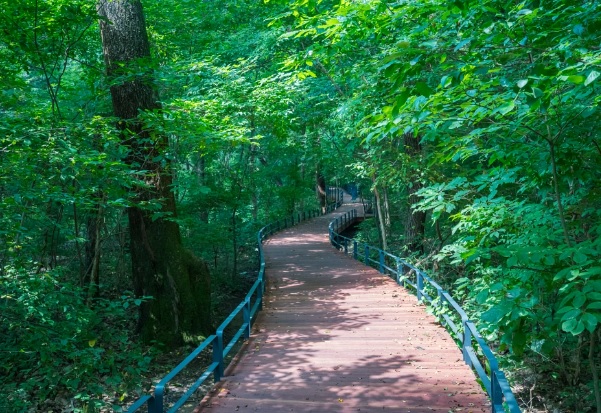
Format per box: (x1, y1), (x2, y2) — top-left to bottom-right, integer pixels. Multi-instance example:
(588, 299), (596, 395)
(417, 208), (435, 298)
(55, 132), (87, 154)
(0, 0), (600, 411)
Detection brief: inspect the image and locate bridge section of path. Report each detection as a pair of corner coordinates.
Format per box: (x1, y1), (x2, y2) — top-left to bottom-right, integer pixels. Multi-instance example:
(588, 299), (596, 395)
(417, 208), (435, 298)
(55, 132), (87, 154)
(197, 198), (490, 412)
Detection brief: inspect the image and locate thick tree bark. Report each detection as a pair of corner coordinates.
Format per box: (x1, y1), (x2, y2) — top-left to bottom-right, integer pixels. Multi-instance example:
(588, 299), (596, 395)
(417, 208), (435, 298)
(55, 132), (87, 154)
(403, 132), (426, 254)
(97, 0), (210, 345)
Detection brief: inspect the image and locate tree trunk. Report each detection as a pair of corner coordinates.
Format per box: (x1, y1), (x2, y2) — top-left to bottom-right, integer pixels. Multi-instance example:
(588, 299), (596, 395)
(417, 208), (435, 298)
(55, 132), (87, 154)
(316, 168), (326, 212)
(382, 186), (391, 230)
(97, 0), (210, 345)
(83, 204), (103, 301)
(403, 132), (426, 254)
(372, 177), (388, 251)
(195, 154), (209, 224)
(231, 206), (238, 277)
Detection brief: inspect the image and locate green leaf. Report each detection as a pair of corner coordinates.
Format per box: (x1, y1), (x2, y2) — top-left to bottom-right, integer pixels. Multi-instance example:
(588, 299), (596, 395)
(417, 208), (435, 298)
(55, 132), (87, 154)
(454, 38), (471, 52)
(414, 82), (434, 97)
(482, 302), (511, 323)
(587, 292), (601, 301)
(476, 289), (489, 304)
(561, 308), (581, 321)
(573, 24), (584, 35)
(562, 318), (585, 335)
(532, 87), (543, 98)
(392, 90), (410, 116)
(440, 75), (452, 88)
(512, 330), (527, 355)
(565, 75), (585, 84)
(497, 101), (515, 115)
(516, 79), (528, 88)
(507, 254), (518, 267)
(573, 250), (587, 264)
(543, 255), (555, 265)
(581, 313), (598, 333)
(585, 70), (600, 86)
(587, 302), (601, 310)
(572, 292), (586, 308)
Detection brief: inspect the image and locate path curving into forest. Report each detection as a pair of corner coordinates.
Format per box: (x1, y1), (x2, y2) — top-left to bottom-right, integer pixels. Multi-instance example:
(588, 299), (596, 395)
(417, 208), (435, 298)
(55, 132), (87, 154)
(196, 195), (490, 412)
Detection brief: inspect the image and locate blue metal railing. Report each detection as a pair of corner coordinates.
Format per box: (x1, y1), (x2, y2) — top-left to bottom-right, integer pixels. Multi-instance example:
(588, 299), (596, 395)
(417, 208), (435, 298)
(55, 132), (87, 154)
(329, 210), (521, 413)
(326, 186), (343, 207)
(125, 188), (344, 413)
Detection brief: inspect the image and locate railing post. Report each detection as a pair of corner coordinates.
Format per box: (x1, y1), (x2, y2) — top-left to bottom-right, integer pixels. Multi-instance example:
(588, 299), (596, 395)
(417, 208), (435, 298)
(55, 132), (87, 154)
(344, 238), (348, 254)
(491, 371), (503, 411)
(258, 277), (264, 311)
(378, 250), (385, 274)
(243, 298), (251, 338)
(148, 389), (163, 413)
(353, 240), (358, 260)
(395, 258), (402, 285)
(417, 271), (424, 301)
(364, 244), (369, 265)
(213, 332), (224, 382)
(462, 318), (472, 367)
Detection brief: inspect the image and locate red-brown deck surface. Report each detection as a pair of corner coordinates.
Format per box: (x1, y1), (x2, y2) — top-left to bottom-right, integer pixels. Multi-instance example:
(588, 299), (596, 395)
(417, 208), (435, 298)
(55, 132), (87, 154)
(197, 198), (490, 412)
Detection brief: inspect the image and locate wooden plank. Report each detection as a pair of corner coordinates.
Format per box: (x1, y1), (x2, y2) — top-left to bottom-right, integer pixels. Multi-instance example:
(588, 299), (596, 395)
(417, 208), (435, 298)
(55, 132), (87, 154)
(196, 198), (489, 413)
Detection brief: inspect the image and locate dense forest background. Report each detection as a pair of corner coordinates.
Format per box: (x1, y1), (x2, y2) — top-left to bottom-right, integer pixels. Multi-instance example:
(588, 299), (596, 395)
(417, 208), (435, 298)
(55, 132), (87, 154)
(1, 0), (599, 412)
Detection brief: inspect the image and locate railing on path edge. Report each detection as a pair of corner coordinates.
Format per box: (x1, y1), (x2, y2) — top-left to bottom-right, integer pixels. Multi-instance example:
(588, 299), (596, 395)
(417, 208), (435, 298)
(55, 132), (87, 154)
(125, 189), (345, 413)
(329, 209), (521, 413)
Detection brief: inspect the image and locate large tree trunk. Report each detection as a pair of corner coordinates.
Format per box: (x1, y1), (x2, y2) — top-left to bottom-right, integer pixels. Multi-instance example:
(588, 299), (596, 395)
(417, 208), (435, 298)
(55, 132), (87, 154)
(403, 132), (426, 254)
(97, 0), (210, 346)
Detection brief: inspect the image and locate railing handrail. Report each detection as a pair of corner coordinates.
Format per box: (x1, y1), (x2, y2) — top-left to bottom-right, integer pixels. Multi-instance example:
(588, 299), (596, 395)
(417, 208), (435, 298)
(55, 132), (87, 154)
(126, 187), (344, 413)
(328, 209), (521, 413)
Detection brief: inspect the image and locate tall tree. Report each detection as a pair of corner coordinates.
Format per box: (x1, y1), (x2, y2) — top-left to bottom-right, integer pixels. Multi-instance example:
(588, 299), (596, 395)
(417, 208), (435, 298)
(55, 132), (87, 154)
(402, 132), (425, 254)
(97, 0), (210, 345)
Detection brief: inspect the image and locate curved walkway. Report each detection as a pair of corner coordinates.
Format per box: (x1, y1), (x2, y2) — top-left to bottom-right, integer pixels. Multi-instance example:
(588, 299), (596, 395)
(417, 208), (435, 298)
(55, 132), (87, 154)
(198, 198), (489, 412)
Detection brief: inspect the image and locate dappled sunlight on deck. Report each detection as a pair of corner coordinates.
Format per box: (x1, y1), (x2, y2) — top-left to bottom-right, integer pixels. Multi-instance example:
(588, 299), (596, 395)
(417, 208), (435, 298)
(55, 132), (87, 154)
(196, 198), (489, 413)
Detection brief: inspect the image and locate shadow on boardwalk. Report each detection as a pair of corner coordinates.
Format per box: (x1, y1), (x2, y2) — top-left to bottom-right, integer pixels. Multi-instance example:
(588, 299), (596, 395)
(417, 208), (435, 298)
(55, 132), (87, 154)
(197, 200), (489, 412)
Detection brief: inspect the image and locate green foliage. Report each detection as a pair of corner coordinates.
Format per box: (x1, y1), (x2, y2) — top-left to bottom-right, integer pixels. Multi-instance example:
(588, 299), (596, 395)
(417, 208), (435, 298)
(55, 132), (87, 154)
(2, 0), (329, 407)
(279, 0), (601, 409)
(2, 0), (598, 409)
(0, 266), (153, 412)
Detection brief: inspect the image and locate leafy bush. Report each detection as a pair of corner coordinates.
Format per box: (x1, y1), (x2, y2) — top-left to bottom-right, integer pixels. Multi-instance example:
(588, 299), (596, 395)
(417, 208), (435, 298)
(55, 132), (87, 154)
(0, 265), (154, 412)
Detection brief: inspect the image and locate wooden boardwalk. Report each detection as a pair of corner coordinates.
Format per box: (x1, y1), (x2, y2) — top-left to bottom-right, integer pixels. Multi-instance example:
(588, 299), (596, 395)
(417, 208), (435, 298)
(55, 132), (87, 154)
(197, 199), (490, 412)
